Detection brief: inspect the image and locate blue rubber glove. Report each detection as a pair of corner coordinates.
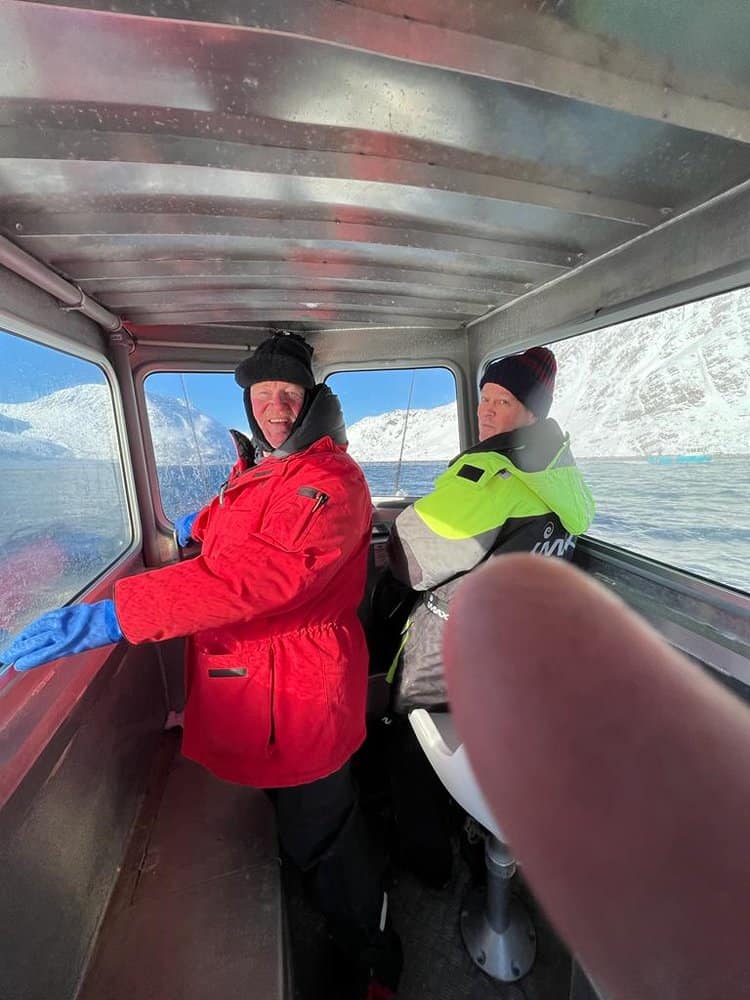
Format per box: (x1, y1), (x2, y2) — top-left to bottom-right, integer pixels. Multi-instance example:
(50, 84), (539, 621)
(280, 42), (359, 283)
(0, 600), (123, 675)
(174, 511), (198, 547)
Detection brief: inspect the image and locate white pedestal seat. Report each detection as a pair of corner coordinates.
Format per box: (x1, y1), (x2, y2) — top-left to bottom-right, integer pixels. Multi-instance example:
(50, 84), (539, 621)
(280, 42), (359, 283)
(409, 709), (536, 982)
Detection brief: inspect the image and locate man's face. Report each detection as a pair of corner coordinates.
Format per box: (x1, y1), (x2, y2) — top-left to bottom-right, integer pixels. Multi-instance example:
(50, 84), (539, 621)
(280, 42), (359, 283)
(250, 380), (306, 448)
(477, 382), (536, 441)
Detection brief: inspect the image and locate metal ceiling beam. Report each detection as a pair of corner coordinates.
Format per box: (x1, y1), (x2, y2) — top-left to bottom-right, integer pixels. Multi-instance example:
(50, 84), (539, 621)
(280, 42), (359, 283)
(130, 321), (457, 341)
(72, 262), (529, 299)
(468, 179), (750, 365)
(109, 288), (487, 315)
(56, 252), (563, 286)
(15, 230), (574, 274)
(12, 212), (577, 266)
(0, 129), (660, 228)
(125, 308), (463, 328)
(97, 281), (511, 308)
(12, 0), (750, 143)
(0, 160), (644, 253)
(129, 323), (469, 364)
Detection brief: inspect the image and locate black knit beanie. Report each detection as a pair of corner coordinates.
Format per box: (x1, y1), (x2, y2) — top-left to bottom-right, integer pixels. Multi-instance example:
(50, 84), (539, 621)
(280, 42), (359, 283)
(479, 346), (557, 419)
(234, 331), (315, 391)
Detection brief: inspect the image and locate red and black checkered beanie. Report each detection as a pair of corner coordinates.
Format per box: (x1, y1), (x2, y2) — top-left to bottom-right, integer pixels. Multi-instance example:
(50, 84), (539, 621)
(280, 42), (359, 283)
(479, 346), (557, 419)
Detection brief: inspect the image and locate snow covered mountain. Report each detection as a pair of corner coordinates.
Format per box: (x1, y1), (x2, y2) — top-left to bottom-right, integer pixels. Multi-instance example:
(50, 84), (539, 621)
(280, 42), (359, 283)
(550, 292), (750, 458)
(0, 386), (120, 460)
(143, 391), (235, 464)
(346, 402), (460, 461)
(0, 287), (747, 464)
(0, 385), (234, 464)
(348, 292), (750, 460)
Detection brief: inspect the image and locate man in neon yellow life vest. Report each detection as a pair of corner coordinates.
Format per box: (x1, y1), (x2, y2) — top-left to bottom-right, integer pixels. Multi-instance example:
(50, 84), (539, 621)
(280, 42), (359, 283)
(384, 346), (595, 887)
(387, 346), (595, 713)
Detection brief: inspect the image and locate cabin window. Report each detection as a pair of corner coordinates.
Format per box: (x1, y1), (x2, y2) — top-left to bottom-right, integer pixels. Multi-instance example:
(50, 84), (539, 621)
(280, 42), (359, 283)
(0, 330), (133, 644)
(546, 285), (749, 593)
(144, 372), (246, 522)
(326, 367), (459, 497)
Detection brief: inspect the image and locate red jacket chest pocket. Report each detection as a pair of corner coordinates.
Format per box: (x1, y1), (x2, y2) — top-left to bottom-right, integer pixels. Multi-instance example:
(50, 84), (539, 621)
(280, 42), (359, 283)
(261, 486), (331, 548)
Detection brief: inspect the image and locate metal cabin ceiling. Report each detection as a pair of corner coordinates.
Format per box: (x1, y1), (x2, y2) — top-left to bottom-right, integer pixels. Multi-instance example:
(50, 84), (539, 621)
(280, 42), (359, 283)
(1, 0), (749, 345)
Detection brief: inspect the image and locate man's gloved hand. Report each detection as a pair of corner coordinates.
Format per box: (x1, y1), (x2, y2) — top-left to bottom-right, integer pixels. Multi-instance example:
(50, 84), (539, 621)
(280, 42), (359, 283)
(174, 511), (198, 547)
(0, 600), (123, 675)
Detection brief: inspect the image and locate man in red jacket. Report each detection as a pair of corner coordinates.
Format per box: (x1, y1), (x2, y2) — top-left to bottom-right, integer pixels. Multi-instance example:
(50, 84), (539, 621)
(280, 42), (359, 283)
(1, 332), (401, 1000)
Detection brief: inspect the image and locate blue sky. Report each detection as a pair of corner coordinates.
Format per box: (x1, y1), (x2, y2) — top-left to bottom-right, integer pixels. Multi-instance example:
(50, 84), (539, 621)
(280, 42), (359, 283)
(0, 331), (99, 401)
(143, 367), (457, 429)
(327, 367), (456, 424)
(2, 330), (456, 429)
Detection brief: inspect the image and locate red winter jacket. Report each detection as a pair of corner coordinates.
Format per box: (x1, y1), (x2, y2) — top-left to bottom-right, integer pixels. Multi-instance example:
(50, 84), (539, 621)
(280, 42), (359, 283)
(114, 436), (372, 787)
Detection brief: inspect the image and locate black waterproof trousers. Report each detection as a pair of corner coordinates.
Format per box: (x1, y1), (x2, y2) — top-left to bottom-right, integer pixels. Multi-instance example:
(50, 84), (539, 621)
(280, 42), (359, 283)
(269, 760), (385, 954)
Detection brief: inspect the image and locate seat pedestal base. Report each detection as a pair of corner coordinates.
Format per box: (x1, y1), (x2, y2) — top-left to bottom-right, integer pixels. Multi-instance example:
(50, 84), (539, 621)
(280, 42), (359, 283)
(461, 888), (536, 982)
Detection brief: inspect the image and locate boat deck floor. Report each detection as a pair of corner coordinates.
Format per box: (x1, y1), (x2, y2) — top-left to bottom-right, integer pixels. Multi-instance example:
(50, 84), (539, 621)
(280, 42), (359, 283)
(78, 729), (571, 1000)
(78, 731), (289, 1000)
(284, 833), (571, 1000)
(287, 733), (572, 1000)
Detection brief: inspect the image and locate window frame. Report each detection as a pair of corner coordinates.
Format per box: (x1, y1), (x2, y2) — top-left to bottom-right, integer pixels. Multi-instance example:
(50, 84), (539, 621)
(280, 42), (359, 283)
(0, 310), (141, 593)
(475, 274), (750, 602)
(322, 359), (468, 500)
(0, 311), (143, 808)
(474, 268), (750, 376)
(577, 535), (750, 684)
(136, 360), (242, 535)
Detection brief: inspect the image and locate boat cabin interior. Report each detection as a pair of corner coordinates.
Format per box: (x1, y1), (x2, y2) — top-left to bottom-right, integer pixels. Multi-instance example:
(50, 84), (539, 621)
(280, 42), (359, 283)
(1, 3), (748, 999)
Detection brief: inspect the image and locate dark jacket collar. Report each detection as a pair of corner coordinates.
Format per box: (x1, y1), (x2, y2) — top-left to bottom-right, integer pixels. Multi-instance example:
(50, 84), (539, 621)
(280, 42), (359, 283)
(452, 418), (570, 473)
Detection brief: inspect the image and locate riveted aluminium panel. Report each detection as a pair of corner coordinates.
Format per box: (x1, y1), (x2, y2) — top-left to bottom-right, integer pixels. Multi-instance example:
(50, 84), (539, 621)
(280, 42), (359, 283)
(0, 0), (748, 344)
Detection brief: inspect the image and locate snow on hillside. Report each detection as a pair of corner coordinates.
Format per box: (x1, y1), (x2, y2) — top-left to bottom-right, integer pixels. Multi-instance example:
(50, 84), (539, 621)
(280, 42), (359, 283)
(0, 385), (235, 464)
(348, 291), (750, 460)
(550, 291), (750, 457)
(144, 392), (235, 464)
(0, 385), (120, 460)
(346, 402), (459, 461)
(0, 288), (747, 465)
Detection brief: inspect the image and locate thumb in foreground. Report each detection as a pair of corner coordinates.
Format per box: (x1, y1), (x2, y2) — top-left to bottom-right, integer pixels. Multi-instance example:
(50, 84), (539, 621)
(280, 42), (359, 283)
(444, 554), (750, 1000)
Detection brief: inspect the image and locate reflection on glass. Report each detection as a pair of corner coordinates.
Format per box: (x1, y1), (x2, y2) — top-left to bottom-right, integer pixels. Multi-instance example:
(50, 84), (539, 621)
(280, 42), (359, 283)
(327, 367), (459, 497)
(548, 285), (750, 592)
(0, 331), (132, 644)
(144, 372), (242, 522)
